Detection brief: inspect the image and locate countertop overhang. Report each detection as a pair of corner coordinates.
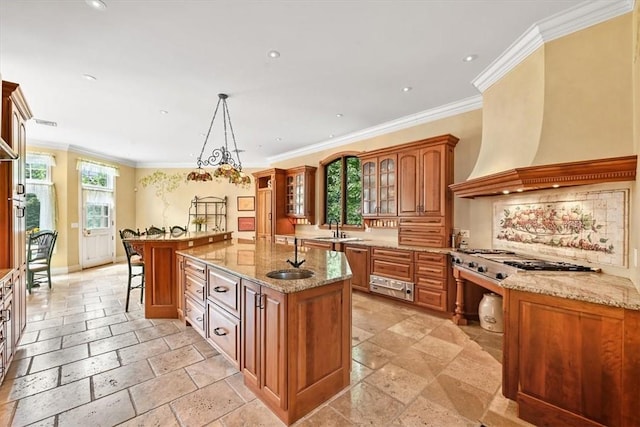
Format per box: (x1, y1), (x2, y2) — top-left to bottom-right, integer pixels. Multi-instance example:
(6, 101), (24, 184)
(177, 239), (352, 293)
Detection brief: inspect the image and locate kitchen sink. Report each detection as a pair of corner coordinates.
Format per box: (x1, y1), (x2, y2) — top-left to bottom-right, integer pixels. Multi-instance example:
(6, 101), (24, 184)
(266, 269), (315, 280)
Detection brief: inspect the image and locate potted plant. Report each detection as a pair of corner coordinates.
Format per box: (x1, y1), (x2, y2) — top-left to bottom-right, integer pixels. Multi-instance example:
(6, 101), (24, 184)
(192, 216), (207, 231)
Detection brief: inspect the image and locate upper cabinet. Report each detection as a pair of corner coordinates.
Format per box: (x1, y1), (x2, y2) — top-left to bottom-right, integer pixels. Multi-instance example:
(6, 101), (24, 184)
(253, 169), (294, 242)
(285, 166), (316, 224)
(361, 154), (397, 217)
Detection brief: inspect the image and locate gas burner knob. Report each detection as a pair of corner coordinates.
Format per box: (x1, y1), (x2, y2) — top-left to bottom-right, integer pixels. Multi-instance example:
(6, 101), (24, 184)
(477, 266), (486, 273)
(496, 272), (508, 280)
(468, 261), (477, 268)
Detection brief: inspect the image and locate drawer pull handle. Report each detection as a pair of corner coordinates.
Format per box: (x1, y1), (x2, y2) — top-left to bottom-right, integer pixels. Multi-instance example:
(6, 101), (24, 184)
(213, 286), (228, 293)
(196, 317), (203, 323)
(196, 289), (203, 294)
(213, 327), (227, 336)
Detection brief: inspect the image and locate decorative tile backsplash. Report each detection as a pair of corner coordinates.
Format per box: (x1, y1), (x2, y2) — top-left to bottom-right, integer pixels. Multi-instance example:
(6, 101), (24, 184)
(493, 189), (628, 267)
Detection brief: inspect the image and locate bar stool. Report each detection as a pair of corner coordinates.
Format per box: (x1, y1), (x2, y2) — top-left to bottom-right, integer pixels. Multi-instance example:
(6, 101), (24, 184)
(119, 229), (144, 311)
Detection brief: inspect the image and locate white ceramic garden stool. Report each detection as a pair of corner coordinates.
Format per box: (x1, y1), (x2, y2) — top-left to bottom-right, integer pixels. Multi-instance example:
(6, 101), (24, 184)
(478, 293), (504, 333)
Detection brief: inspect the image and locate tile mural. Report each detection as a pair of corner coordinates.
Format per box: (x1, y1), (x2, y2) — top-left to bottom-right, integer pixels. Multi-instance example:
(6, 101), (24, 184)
(493, 189), (628, 267)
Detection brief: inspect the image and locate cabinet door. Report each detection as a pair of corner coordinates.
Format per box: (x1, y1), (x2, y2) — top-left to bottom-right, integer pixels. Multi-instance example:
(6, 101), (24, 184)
(398, 150), (420, 215)
(242, 279), (260, 388)
(176, 255), (185, 320)
(285, 174), (295, 215)
(260, 285), (287, 410)
(420, 146), (444, 216)
(344, 245), (369, 292)
(378, 155), (397, 216)
(256, 189), (272, 240)
(207, 302), (240, 369)
(361, 160), (377, 216)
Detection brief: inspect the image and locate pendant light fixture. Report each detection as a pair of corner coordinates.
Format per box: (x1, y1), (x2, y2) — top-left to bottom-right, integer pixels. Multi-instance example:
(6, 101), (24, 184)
(187, 93), (250, 187)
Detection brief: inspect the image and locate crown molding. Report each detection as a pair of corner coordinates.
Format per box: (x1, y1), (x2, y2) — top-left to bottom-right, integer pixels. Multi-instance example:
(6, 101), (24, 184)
(28, 139), (137, 167)
(135, 160), (270, 169)
(266, 95), (482, 164)
(472, 0), (634, 93)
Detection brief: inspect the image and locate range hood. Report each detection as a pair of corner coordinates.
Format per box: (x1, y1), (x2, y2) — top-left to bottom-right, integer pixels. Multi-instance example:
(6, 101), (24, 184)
(0, 137), (18, 160)
(451, 11), (635, 198)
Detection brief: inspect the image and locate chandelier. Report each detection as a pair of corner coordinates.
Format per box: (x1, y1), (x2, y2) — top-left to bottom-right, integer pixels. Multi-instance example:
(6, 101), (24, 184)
(187, 93), (251, 187)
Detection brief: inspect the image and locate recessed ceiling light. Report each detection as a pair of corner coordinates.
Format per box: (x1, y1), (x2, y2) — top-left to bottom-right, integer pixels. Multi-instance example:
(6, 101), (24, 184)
(402, 87), (412, 92)
(267, 50), (280, 59)
(85, 0), (107, 11)
(336, 113), (343, 118)
(82, 74), (97, 81)
(160, 110), (168, 115)
(275, 137), (282, 142)
(329, 134), (334, 138)
(463, 54), (478, 62)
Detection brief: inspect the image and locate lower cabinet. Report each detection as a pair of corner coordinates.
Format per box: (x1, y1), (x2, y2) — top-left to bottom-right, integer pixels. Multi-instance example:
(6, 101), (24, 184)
(207, 301), (241, 368)
(183, 258), (207, 337)
(503, 289), (640, 427)
(343, 244), (370, 292)
(413, 252), (452, 312)
(241, 279), (287, 410)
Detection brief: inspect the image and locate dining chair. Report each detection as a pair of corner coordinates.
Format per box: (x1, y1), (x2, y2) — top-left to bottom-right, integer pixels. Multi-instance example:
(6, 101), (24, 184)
(119, 229), (144, 312)
(26, 230), (58, 294)
(145, 226), (165, 235)
(170, 225), (187, 236)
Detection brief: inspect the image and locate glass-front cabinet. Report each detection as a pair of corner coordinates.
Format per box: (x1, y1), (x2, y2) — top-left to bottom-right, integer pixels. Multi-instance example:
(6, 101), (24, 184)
(360, 153), (397, 217)
(285, 166), (316, 224)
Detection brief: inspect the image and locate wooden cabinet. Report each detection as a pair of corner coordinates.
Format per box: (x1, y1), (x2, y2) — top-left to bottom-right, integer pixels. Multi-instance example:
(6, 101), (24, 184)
(183, 258), (207, 337)
(413, 252), (452, 312)
(176, 255), (185, 320)
(253, 169), (294, 242)
(301, 239), (333, 251)
(285, 166), (316, 224)
(206, 265), (241, 368)
(241, 279), (287, 410)
(343, 244), (370, 292)
(242, 277), (351, 425)
(1, 81), (32, 385)
(397, 135), (457, 247)
(360, 154), (397, 217)
(370, 247), (413, 282)
(503, 290), (640, 427)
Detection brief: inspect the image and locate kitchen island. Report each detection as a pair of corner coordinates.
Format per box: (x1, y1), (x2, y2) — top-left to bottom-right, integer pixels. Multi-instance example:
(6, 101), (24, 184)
(176, 239), (352, 425)
(124, 230), (232, 318)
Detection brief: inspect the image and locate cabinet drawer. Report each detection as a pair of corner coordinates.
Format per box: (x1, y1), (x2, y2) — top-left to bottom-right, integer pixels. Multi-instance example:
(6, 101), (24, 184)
(185, 296), (205, 337)
(185, 273), (205, 304)
(416, 252), (446, 264)
(207, 302), (240, 368)
(415, 262), (447, 279)
(399, 234), (446, 247)
(184, 258), (206, 280)
(414, 286), (447, 312)
(371, 247), (413, 263)
(302, 240), (334, 250)
(399, 216), (444, 227)
(207, 268), (240, 317)
(371, 259), (413, 282)
(415, 274), (446, 290)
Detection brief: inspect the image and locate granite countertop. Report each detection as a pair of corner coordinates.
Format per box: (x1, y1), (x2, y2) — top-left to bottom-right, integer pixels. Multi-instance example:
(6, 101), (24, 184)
(124, 230), (231, 242)
(177, 239), (352, 294)
(501, 271), (640, 310)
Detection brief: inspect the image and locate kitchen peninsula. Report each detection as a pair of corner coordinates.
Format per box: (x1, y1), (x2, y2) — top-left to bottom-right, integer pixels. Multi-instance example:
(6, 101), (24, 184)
(124, 230), (232, 318)
(176, 239), (352, 425)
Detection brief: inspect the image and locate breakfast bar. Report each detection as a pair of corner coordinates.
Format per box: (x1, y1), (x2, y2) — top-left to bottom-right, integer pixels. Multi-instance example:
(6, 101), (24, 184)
(124, 230), (232, 318)
(176, 239), (353, 425)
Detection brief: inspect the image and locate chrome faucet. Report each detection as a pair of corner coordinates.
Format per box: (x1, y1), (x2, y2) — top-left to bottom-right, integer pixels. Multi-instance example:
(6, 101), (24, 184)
(328, 219), (340, 238)
(286, 238), (306, 268)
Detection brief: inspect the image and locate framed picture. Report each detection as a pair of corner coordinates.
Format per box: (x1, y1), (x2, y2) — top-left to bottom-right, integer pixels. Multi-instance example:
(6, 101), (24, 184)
(237, 196), (255, 211)
(237, 217), (256, 232)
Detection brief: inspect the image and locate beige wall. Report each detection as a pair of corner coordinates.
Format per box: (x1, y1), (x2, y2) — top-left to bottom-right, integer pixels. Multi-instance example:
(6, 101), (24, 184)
(631, 1), (640, 287)
(27, 145), (138, 271)
(133, 167), (259, 241)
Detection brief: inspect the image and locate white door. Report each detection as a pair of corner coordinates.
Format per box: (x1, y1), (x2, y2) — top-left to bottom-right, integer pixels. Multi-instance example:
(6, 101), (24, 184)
(81, 201), (114, 268)
(78, 162), (117, 269)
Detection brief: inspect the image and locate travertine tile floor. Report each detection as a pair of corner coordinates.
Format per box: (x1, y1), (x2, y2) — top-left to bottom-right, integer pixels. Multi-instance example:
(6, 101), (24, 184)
(0, 264), (534, 426)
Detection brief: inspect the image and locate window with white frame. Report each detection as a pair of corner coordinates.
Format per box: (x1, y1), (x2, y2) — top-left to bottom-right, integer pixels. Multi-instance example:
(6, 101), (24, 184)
(25, 153), (57, 232)
(77, 160), (118, 230)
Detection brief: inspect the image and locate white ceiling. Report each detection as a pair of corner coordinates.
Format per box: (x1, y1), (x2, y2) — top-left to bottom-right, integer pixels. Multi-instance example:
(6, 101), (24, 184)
(0, 0), (585, 168)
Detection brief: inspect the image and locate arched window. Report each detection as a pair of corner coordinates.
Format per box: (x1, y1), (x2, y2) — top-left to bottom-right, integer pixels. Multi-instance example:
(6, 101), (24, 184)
(322, 154), (362, 226)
